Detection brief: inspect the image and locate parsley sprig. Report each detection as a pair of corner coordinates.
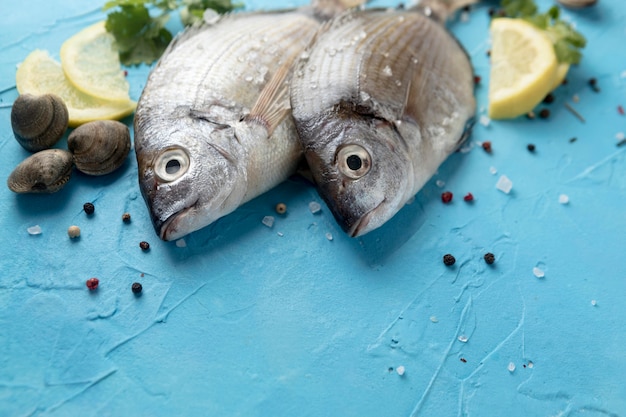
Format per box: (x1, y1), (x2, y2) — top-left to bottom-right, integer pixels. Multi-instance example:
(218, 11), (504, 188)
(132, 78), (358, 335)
(103, 0), (243, 66)
(499, 0), (586, 65)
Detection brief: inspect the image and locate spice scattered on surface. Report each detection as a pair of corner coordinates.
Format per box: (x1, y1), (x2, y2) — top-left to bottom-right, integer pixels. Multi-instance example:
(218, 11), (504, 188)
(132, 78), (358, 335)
(275, 203), (287, 214)
(463, 193), (474, 202)
(559, 194), (570, 205)
(131, 282), (143, 295)
(538, 108), (550, 119)
(479, 115), (491, 127)
(486, 49), (491, 57)
(591, 299), (597, 306)
(262, 216), (275, 228)
(277, 232), (284, 237)
(443, 254), (456, 266)
(484, 252), (495, 264)
(309, 201), (321, 214)
(588, 77), (599, 92)
(473, 75), (481, 85)
(68, 225), (81, 238)
(489, 166), (498, 175)
(572, 94), (580, 103)
(325, 232), (333, 241)
(27, 225), (42, 235)
(543, 93), (554, 104)
(86, 277), (99, 290)
(458, 335), (468, 343)
(569, 137), (577, 143)
(460, 358), (467, 363)
(496, 175), (513, 194)
(533, 267), (545, 278)
(396, 366), (406, 376)
(122, 213), (131, 223)
(508, 362), (516, 372)
(528, 361), (534, 369)
(616, 132), (625, 141)
(564, 102), (585, 123)
(139, 241), (150, 251)
(436, 179), (446, 188)
(526, 111), (535, 119)
(481, 141), (492, 153)
(430, 316), (439, 323)
(527, 144), (536, 152)
(175, 238), (187, 248)
(618, 105), (624, 115)
(83, 202), (95, 215)
(441, 191), (453, 204)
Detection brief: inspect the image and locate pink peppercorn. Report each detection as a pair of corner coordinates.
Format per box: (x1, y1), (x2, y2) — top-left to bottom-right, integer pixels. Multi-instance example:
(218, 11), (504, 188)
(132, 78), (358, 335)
(463, 193), (474, 202)
(86, 278), (99, 290)
(441, 191), (453, 203)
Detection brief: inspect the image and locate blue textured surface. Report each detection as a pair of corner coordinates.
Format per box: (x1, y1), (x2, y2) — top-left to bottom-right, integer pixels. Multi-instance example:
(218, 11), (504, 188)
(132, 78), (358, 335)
(1, 1), (625, 416)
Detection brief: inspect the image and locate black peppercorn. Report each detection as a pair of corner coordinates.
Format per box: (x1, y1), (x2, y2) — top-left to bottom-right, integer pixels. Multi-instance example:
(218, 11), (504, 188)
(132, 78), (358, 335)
(83, 202), (95, 215)
(122, 213), (131, 223)
(484, 252), (495, 265)
(538, 109), (550, 119)
(527, 144), (536, 152)
(132, 282), (143, 295)
(139, 241), (150, 251)
(443, 254), (456, 266)
(543, 93), (554, 104)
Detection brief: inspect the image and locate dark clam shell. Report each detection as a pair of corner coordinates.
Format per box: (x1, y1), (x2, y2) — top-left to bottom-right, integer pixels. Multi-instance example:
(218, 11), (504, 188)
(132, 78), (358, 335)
(7, 149), (73, 193)
(11, 94), (69, 152)
(67, 120), (131, 176)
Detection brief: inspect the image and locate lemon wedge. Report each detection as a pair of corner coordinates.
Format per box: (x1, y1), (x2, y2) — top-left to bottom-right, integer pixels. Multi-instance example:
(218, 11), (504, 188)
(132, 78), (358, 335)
(60, 21), (131, 103)
(488, 18), (559, 119)
(16, 49), (136, 127)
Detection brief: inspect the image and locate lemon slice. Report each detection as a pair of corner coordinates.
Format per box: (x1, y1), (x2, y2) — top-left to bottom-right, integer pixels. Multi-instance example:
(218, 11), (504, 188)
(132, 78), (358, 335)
(60, 21), (131, 103)
(16, 50), (136, 127)
(488, 18), (559, 119)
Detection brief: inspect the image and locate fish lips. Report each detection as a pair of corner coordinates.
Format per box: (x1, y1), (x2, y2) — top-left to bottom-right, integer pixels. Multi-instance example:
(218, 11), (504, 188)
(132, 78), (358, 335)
(158, 202), (198, 241)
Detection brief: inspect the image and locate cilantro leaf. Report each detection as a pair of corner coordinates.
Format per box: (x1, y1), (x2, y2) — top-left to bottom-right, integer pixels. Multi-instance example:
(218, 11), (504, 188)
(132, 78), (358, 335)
(103, 0), (242, 66)
(498, 0), (586, 65)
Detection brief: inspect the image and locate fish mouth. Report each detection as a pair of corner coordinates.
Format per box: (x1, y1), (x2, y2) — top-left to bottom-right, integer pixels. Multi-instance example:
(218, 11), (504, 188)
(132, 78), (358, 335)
(347, 198), (386, 238)
(159, 201), (198, 241)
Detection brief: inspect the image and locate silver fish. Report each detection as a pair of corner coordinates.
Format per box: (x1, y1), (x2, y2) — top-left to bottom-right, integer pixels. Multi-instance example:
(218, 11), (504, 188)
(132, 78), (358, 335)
(290, 0), (477, 237)
(135, 4), (359, 241)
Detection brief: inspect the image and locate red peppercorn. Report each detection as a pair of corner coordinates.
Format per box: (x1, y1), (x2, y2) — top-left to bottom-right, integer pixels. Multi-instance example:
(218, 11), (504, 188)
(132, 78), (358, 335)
(441, 191), (453, 203)
(482, 141), (492, 153)
(124, 70), (128, 77)
(618, 105), (624, 115)
(463, 193), (474, 202)
(473, 75), (481, 85)
(86, 277), (99, 290)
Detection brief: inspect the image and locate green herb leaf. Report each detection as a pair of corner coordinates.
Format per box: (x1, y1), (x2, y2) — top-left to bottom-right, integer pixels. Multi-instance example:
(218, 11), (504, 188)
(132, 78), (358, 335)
(103, 0), (242, 66)
(498, 0), (586, 65)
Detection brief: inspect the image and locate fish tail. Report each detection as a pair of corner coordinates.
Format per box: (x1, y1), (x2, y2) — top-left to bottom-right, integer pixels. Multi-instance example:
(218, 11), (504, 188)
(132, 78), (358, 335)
(412, 0), (478, 22)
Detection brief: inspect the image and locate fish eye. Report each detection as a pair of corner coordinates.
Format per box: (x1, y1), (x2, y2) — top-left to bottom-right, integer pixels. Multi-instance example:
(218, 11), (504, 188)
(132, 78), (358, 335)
(337, 144), (371, 179)
(154, 148), (190, 182)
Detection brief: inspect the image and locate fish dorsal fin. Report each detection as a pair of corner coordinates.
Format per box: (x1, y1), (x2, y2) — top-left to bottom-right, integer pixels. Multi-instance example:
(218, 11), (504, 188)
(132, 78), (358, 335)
(311, 0), (368, 19)
(244, 49), (300, 136)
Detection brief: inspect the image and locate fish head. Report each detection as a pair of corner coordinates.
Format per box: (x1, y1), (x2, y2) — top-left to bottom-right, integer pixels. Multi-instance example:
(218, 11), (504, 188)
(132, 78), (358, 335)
(135, 112), (246, 241)
(303, 114), (415, 237)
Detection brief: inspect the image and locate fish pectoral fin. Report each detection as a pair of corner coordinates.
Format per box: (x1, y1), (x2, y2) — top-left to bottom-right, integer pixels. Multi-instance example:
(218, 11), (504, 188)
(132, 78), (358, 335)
(245, 48), (301, 137)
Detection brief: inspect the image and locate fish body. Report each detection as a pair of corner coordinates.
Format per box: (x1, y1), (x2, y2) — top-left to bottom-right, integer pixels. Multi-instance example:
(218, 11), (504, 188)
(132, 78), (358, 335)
(135, 11), (321, 241)
(290, 4), (476, 237)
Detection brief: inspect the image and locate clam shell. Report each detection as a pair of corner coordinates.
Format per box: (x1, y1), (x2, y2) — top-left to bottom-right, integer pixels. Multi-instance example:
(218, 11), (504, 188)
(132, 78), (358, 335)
(7, 149), (73, 193)
(11, 94), (69, 152)
(556, 0), (597, 7)
(67, 120), (131, 176)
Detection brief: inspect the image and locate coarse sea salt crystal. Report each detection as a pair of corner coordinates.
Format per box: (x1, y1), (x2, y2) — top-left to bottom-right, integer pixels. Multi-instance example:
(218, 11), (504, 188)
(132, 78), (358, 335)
(616, 132), (625, 141)
(396, 366), (405, 376)
(175, 238), (187, 248)
(262, 216), (275, 228)
(559, 194), (570, 205)
(460, 11), (470, 22)
(533, 267), (545, 278)
(621, 70), (626, 79)
(591, 299), (597, 306)
(489, 166), (498, 175)
(458, 335), (469, 343)
(309, 201), (322, 214)
(496, 175), (513, 194)
(325, 232), (333, 241)
(27, 225), (42, 235)
(508, 362), (516, 372)
(430, 316), (439, 323)
(436, 180), (445, 188)
(479, 115), (491, 127)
